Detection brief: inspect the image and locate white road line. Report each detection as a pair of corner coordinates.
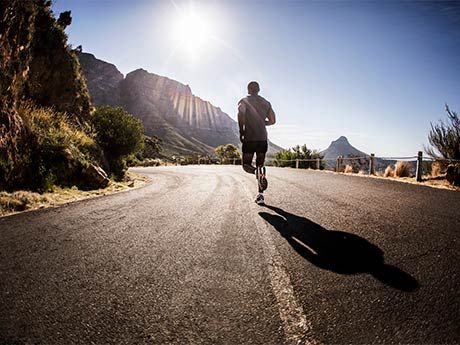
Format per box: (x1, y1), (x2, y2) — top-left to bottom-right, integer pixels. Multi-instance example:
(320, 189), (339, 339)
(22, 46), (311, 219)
(240, 178), (318, 345)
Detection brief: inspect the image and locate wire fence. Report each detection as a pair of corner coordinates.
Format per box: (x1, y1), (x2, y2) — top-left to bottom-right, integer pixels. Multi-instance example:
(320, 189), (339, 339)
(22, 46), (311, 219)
(187, 151), (459, 182)
(261, 152), (460, 181)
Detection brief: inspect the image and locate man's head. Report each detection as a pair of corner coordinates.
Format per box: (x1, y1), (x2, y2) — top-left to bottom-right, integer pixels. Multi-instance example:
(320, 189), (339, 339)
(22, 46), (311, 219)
(247, 81), (260, 95)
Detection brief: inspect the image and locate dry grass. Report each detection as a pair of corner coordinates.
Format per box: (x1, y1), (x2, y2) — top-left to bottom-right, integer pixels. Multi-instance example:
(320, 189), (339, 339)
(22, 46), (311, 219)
(0, 191), (48, 213)
(18, 102), (95, 152)
(0, 172), (149, 217)
(394, 161), (411, 177)
(431, 162), (442, 177)
(318, 165), (459, 191)
(431, 161), (447, 177)
(384, 165), (394, 177)
(344, 165), (353, 174)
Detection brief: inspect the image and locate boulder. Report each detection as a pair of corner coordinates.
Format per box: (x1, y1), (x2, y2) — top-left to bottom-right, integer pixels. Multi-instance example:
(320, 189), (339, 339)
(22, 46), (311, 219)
(446, 163), (460, 186)
(81, 163), (109, 190)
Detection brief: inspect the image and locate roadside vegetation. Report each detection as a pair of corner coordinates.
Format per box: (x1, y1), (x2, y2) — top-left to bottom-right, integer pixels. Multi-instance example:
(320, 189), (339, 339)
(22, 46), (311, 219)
(426, 105), (460, 160)
(91, 106), (145, 179)
(215, 144), (241, 164)
(383, 161), (412, 178)
(275, 145), (324, 169)
(0, 2), (151, 216)
(127, 135), (165, 167)
(425, 105), (460, 186)
(0, 172), (149, 217)
(13, 102), (97, 191)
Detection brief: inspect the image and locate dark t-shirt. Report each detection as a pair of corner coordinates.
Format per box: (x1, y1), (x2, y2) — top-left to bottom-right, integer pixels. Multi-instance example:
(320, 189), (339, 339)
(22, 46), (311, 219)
(238, 95), (272, 141)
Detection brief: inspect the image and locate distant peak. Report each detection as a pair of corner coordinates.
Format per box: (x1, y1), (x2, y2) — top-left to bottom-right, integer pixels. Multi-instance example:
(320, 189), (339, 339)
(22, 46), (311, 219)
(129, 68), (149, 75)
(333, 136), (349, 144)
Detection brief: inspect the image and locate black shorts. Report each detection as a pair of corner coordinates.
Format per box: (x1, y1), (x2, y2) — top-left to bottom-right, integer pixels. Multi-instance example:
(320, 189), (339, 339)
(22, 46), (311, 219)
(242, 140), (268, 154)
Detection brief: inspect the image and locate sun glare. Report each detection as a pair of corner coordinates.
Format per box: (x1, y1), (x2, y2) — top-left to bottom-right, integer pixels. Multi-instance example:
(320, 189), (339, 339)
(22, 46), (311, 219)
(172, 7), (212, 59)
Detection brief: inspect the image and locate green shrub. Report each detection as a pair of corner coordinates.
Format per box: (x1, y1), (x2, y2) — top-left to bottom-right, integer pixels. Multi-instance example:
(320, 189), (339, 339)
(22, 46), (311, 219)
(215, 144), (240, 164)
(91, 106), (144, 179)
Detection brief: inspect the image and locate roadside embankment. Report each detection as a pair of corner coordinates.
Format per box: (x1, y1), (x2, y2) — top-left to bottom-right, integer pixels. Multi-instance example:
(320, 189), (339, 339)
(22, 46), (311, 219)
(0, 172), (149, 217)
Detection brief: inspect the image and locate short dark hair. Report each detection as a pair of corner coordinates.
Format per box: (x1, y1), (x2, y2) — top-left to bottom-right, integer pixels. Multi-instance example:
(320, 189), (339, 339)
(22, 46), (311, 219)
(248, 81), (260, 95)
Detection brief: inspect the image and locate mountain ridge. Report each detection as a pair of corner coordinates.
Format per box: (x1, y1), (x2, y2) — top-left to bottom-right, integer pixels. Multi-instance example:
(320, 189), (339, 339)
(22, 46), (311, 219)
(78, 52), (282, 156)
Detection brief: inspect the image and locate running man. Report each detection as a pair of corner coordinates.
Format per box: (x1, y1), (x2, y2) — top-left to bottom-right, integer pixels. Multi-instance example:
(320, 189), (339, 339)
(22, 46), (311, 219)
(238, 81), (276, 205)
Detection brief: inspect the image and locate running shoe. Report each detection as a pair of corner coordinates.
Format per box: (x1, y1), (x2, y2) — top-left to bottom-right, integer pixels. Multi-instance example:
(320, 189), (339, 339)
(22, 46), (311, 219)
(255, 193), (265, 205)
(257, 166), (268, 191)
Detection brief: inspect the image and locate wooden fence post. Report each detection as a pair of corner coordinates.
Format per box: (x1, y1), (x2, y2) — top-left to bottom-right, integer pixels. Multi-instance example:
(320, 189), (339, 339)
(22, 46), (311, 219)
(416, 151), (423, 182)
(368, 153), (375, 175)
(316, 157), (320, 170)
(295, 159), (299, 169)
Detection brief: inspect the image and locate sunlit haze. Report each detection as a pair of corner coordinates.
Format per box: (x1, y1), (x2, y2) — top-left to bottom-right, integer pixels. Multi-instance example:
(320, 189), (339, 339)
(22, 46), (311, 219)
(53, 0), (460, 155)
(170, 2), (216, 60)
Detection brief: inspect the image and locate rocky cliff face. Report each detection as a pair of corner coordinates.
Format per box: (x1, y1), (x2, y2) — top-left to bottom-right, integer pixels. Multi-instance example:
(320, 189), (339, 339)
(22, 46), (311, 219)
(78, 52), (123, 106)
(120, 68), (240, 155)
(0, 0), (32, 188)
(78, 52), (281, 156)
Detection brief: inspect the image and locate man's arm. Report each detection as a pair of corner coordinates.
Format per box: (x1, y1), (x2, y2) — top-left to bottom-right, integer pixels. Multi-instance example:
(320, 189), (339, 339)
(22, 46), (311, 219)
(237, 101), (246, 142)
(265, 106), (276, 126)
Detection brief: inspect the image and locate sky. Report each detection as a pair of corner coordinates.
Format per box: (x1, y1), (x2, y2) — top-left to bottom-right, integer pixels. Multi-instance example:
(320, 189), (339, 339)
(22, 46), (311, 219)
(53, 0), (460, 156)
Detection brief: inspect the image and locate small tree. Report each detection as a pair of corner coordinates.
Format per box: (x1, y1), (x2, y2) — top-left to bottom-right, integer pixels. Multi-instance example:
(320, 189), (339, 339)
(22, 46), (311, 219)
(57, 11), (72, 28)
(426, 105), (460, 159)
(215, 144), (240, 164)
(92, 107), (144, 178)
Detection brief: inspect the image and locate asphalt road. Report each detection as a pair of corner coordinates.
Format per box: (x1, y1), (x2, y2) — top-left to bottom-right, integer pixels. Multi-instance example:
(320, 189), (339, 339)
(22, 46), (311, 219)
(1, 166), (459, 345)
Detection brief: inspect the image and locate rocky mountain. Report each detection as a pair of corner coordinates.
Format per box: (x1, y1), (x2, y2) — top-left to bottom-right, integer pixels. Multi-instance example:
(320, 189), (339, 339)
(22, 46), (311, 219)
(77, 52), (282, 156)
(77, 52), (123, 106)
(321, 136), (369, 160)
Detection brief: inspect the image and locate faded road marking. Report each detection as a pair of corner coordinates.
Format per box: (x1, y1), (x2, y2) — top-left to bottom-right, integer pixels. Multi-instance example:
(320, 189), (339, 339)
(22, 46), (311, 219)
(241, 180), (318, 345)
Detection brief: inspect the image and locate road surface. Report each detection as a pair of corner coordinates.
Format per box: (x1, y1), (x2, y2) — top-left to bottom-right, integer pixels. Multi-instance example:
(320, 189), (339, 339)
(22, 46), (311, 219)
(1, 166), (459, 344)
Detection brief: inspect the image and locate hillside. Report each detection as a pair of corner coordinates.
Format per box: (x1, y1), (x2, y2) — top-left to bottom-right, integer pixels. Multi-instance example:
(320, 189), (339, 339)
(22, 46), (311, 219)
(77, 52), (282, 156)
(0, 1), (97, 190)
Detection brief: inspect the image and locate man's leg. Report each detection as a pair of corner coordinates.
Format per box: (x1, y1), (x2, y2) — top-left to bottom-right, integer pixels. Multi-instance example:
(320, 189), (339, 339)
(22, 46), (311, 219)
(255, 151), (267, 193)
(242, 153), (256, 174)
(255, 152), (266, 169)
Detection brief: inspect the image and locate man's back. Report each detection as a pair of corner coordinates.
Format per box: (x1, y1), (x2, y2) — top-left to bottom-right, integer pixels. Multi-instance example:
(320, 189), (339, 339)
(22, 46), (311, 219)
(238, 94), (273, 142)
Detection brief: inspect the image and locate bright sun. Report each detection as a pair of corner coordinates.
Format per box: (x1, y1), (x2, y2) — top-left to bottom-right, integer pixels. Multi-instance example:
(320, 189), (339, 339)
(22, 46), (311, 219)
(172, 9), (212, 59)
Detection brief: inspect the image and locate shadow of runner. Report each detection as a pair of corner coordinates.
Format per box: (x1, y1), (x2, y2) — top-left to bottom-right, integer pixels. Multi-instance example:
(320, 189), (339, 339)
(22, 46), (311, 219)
(259, 205), (419, 292)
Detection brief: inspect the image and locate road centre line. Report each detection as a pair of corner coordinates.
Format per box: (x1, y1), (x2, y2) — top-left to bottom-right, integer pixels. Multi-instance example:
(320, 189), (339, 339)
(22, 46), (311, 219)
(240, 176), (318, 345)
